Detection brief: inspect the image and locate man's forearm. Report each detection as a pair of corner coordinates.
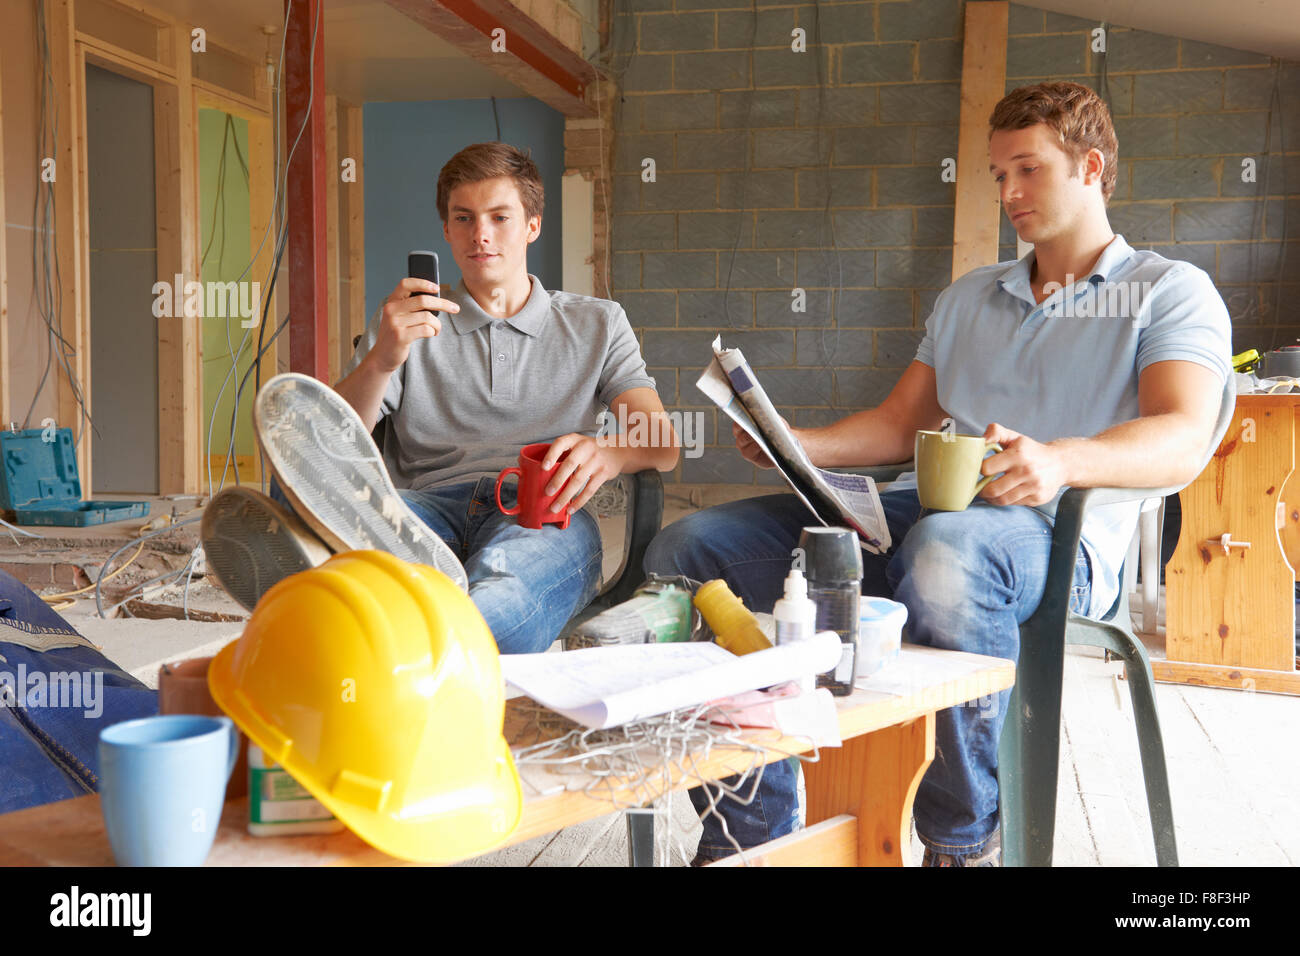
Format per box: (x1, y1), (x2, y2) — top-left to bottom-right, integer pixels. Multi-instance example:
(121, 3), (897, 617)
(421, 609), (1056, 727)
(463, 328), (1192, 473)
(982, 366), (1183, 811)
(797, 406), (915, 469)
(1052, 412), (1210, 489)
(333, 355), (394, 433)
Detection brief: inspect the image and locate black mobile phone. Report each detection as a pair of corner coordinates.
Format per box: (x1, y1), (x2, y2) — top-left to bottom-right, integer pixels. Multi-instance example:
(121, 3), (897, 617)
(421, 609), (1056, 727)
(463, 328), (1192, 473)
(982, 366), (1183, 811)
(408, 250), (440, 317)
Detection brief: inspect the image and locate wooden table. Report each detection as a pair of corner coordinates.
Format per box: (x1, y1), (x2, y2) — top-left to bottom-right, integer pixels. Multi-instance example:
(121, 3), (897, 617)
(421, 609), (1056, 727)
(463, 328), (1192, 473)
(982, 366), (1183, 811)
(1160, 393), (1300, 695)
(0, 646), (1013, 867)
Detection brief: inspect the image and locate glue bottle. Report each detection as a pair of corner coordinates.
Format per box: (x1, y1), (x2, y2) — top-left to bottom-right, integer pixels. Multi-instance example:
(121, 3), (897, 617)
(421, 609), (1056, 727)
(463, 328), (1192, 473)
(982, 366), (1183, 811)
(773, 569), (816, 645)
(247, 744), (345, 836)
(773, 568), (817, 692)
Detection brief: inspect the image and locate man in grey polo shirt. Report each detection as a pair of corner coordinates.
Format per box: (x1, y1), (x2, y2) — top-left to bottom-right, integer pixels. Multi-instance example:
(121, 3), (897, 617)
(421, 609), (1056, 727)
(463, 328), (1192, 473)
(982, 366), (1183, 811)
(646, 81), (1232, 865)
(207, 142), (677, 654)
(330, 142), (677, 653)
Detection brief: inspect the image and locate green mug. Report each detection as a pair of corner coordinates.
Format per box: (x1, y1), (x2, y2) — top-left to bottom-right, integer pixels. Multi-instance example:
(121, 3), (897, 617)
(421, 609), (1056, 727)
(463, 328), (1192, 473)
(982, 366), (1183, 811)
(915, 430), (1004, 511)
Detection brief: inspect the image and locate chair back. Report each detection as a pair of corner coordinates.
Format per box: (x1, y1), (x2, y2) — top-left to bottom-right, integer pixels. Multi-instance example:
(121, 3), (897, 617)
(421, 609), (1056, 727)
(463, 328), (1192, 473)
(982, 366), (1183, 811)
(1097, 369), (1238, 624)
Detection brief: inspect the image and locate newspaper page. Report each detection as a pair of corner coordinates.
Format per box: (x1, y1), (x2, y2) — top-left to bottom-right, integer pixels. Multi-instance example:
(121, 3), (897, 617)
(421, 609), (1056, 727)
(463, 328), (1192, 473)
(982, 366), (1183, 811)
(500, 631), (843, 729)
(696, 336), (891, 553)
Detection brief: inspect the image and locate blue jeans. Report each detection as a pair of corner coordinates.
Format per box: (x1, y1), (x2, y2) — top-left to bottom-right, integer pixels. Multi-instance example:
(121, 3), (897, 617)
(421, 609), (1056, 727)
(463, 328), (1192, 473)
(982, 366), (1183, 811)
(644, 489), (1091, 859)
(398, 478), (604, 654)
(0, 569), (158, 813)
(271, 475), (603, 654)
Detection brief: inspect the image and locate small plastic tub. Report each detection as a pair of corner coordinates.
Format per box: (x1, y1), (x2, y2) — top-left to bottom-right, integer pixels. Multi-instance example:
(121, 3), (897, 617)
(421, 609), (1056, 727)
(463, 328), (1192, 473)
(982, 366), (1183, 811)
(858, 597), (908, 677)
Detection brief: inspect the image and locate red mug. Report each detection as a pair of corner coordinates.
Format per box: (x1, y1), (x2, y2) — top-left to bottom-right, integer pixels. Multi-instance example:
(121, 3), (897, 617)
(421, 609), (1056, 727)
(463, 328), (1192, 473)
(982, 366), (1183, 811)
(495, 442), (571, 530)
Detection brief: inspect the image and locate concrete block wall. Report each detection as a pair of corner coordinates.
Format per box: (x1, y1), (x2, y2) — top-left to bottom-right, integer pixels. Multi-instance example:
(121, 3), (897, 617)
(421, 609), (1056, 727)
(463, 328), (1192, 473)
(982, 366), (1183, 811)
(1002, 10), (1300, 350)
(606, 0), (1300, 488)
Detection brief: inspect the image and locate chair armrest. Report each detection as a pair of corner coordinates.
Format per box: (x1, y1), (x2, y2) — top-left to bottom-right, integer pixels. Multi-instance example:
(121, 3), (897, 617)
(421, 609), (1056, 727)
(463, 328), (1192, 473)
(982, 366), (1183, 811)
(1037, 484), (1187, 626)
(596, 470), (664, 607)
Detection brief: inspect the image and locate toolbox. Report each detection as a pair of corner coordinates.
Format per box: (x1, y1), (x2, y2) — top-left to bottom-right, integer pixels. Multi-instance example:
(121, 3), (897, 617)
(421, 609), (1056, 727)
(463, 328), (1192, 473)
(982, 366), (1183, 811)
(0, 427), (150, 527)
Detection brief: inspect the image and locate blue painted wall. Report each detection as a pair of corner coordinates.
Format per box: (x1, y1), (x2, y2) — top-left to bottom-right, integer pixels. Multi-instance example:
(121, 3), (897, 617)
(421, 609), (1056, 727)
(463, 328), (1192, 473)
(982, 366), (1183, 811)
(362, 98), (565, 322)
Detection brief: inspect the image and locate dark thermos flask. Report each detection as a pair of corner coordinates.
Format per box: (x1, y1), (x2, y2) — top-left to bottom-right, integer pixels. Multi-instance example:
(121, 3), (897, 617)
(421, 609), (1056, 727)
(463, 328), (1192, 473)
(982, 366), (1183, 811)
(797, 526), (864, 697)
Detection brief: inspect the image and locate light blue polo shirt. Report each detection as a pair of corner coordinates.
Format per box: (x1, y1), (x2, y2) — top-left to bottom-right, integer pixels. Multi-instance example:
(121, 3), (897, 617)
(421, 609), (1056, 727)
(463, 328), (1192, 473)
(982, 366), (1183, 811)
(890, 234), (1232, 618)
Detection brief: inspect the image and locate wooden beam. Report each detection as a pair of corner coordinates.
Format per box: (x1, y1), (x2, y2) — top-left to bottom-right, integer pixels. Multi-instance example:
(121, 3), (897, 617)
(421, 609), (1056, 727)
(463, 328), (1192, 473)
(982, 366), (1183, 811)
(325, 94), (340, 384)
(45, 0), (92, 484)
(803, 714), (934, 866)
(342, 104), (367, 356)
(247, 112), (278, 407)
(152, 23), (202, 495)
(385, 0), (597, 118)
(1151, 658), (1300, 696)
(285, 0), (329, 380)
(706, 815), (859, 867)
(951, 0), (1008, 282)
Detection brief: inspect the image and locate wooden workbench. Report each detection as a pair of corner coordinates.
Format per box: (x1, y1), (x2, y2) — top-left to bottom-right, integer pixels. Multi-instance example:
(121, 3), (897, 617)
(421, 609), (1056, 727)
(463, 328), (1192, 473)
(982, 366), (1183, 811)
(0, 645), (1014, 867)
(1160, 393), (1300, 695)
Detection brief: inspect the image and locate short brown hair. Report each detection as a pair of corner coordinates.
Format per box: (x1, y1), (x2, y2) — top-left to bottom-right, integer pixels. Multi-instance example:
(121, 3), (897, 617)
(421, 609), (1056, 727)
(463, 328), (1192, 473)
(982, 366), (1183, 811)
(989, 82), (1119, 202)
(436, 142), (544, 223)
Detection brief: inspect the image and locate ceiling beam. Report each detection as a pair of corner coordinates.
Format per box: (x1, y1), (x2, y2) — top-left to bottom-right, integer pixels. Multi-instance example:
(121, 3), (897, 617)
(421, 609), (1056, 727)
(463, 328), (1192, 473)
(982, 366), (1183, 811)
(385, 0), (598, 117)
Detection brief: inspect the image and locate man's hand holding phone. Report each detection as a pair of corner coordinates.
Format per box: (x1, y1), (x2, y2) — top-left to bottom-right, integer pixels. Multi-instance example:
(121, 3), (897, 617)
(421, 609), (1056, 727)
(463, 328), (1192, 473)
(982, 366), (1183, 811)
(370, 278), (460, 373)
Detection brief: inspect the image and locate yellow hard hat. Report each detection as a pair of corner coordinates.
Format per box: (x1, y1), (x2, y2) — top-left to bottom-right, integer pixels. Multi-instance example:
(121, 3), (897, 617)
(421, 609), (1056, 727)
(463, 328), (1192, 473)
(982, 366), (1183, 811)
(208, 550), (522, 863)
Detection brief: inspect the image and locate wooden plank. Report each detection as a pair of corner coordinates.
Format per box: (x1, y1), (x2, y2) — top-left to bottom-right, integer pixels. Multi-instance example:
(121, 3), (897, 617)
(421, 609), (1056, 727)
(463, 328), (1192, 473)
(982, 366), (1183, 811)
(0, 66), (9, 427)
(343, 105), (367, 355)
(246, 113), (278, 387)
(192, 78), (271, 118)
(152, 23), (202, 495)
(76, 32), (176, 82)
(706, 814), (859, 867)
(1166, 396), (1296, 671)
(1276, 406), (1300, 581)
(325, 94), (340, 384)
(385, 0), (597, 118)
(1152, 659), (1300, 696)
(803, 714), (932, 866)
(47, 0), (91, 485)
(951, 0), (1008, 282)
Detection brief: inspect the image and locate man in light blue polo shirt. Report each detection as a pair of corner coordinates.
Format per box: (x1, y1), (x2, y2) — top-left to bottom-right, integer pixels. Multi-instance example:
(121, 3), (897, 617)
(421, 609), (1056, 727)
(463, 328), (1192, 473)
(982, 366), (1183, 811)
(646, 81), (1231, 866)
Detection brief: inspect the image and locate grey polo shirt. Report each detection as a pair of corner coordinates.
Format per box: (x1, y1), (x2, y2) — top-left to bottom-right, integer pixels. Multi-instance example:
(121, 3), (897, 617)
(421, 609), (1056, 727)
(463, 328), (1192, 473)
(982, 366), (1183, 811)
(340, 274), (657, 492)
(889, 235), (1232, 618)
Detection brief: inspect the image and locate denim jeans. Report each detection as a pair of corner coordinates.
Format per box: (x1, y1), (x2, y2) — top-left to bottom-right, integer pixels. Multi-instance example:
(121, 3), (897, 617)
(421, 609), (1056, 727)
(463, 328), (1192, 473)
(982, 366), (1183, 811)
(644, 488), (1091, 859)
(271, 475), (603, 654)
(398, 478), (604, 654)
(0, 569), (158, 813)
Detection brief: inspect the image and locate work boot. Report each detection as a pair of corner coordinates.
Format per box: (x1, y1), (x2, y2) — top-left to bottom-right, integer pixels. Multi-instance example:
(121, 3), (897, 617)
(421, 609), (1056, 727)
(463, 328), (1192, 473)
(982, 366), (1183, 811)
(200, 487), (333, 612)
(921, 830), (1002, 867)
(252, 373), (468, 591)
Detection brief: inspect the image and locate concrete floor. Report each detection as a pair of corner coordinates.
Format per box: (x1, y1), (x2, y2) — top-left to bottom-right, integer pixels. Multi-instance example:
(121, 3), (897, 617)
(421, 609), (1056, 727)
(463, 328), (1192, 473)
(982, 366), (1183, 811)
(7, 485), (1299, 866)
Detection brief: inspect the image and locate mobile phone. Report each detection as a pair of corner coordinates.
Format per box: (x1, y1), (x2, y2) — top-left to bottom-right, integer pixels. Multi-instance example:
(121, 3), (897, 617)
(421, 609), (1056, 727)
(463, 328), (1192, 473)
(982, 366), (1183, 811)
(408, 250), (440, 317)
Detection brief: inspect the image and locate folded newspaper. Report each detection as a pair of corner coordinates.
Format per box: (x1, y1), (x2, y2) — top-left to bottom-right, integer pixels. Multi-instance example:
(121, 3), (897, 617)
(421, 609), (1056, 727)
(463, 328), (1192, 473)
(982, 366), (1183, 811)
(697, 335), (891, 553)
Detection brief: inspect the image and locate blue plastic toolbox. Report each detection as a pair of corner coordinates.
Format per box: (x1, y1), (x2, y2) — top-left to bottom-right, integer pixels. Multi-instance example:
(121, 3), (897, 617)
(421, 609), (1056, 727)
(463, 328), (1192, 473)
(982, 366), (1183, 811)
(0, 428), (150, 527)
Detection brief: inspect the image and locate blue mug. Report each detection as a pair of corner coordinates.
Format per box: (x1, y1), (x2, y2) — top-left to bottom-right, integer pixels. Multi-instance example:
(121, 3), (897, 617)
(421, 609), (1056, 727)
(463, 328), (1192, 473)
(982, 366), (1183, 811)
(98, 714), (239, 867)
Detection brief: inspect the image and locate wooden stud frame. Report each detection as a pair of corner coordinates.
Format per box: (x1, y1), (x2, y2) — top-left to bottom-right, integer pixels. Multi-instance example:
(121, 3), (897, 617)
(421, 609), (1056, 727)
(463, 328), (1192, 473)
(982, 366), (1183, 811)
(36, 0), (271, 495)
(342, 104), (367, 358)
(951, 0), (1009, 282)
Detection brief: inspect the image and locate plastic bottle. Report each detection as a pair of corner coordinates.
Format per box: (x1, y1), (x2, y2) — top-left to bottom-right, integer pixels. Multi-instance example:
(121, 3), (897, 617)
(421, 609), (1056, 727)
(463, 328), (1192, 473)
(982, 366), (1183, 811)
(694, 579), (772, 656)
(773, 568), (818, 692)
(247, 744), (345, 836)
(798, 526), (864, 697)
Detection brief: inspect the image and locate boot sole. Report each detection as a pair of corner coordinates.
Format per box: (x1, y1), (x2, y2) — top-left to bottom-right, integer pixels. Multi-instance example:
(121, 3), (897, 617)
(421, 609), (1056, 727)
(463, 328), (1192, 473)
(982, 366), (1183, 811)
(200, 487), (333, 612)
(252, 373), (469, 591)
